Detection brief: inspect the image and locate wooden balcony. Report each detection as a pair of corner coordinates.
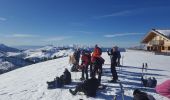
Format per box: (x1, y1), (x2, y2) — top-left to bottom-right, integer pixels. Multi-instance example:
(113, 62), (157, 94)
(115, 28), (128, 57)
(149, 40), (164, 45)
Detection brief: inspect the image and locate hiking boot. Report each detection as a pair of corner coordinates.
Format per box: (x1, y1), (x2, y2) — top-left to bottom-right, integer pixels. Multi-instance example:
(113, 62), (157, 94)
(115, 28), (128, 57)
(69, 89), (76, 95)
(80, 77), (85, 81)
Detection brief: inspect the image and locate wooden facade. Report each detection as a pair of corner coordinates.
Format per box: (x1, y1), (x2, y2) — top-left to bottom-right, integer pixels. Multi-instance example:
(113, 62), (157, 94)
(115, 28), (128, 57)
(141, 29), (170, 53)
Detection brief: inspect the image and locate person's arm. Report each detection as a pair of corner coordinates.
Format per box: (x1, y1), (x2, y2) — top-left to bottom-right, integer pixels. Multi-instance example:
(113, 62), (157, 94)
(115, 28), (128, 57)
(107, 50), (112, 55)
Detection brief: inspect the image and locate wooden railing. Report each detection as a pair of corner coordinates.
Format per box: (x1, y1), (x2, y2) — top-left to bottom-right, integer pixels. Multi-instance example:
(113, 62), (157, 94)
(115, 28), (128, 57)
(149, 40), (164, 45)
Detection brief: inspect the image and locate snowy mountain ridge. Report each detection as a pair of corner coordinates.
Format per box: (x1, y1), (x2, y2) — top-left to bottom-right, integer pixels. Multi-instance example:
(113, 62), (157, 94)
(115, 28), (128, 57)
(0, 44), (73, 74)
(0, 44), (20, 52)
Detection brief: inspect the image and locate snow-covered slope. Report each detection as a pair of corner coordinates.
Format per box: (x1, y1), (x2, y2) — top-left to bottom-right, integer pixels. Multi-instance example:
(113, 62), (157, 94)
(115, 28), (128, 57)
(0, 50), (170, 100)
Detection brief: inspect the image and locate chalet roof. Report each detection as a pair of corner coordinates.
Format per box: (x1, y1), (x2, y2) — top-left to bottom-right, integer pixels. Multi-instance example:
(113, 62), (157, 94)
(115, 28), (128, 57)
(141, 29), (170, 43)
(154, 29), (170, 39)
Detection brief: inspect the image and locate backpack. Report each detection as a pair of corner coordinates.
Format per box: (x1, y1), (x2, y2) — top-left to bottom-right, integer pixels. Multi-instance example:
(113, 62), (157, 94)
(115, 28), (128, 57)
(71, 64), (79, 72)
(141, 76), (157, 88)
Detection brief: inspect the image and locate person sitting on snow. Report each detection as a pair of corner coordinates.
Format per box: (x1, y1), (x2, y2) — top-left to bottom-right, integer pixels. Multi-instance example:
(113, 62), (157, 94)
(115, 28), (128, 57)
(133, 89), (156, 100)
(69, 75), (100, 97)
(47, 77), (63, 89)
(60, 68), (71, 85)
(156, 80), (170, 99)
(47, 69), (71, 89)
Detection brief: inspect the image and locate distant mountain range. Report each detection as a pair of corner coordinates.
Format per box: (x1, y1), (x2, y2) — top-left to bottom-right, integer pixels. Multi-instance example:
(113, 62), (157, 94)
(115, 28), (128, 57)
(0, 44), (20, 52)
(0, 44), (73, 74)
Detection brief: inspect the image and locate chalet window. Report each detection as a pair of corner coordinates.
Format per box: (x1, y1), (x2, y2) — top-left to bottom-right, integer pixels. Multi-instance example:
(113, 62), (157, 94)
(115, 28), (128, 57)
(162, 46), (165, 50)
(168, 47), (170, 50)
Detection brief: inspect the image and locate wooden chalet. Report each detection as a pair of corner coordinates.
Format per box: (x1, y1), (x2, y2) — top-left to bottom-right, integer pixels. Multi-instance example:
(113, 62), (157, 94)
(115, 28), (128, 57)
(141, 29), (170, 53)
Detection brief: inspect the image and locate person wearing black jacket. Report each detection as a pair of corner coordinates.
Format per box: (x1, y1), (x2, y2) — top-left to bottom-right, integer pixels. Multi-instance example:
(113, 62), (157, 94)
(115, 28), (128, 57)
(60, 68), (71, 85)
(107, 46), (119, 82)
(73, 48), (81, 65)
(69, 76), (100, 97)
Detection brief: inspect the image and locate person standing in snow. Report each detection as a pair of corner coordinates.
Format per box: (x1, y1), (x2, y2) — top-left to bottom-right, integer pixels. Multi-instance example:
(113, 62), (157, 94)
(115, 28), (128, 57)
(73, 48), (81, 65)
(80, 50), (91, 80)
(107, 46), (119, 82)
(91, 44), (104, 83)
(155, 80), (170, 99)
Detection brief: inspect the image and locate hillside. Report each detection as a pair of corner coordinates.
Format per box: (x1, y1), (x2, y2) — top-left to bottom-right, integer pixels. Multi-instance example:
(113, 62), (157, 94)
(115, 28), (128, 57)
(0, 50), (170, 100)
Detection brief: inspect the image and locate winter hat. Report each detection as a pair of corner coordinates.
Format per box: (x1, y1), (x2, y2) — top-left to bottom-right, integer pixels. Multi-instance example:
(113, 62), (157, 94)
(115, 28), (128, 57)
(133, 89), (141, 95)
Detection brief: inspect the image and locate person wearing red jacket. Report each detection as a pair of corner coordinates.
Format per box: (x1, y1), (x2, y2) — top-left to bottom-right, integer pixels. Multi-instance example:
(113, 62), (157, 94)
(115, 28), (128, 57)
(156, 80), (170, 99)
(90, 45), (104, 84)
(80, 50), (91, 80)
(91, 44), (102, 63)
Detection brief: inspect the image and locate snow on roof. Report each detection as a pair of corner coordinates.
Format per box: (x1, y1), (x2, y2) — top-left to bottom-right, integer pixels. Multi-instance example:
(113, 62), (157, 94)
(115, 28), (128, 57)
(155, 29), (170, 39)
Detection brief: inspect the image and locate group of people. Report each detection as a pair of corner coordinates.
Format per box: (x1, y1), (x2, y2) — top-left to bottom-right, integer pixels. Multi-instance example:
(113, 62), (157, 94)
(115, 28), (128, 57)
(48, 44), (170, 99)
(70, 45), (121, 83)
(68, 44), (121, 97)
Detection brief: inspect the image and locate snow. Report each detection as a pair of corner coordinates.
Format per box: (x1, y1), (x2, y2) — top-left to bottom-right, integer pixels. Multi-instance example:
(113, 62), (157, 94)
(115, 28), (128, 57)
(51, 49), (73, 57)
(0, 44), (73, 74)
(0, 52), (4, 57)
(23, 46), (73, 59)
(156, 29), (170, 38)
(0, 50), (170, 100)
(7, 52), (21, 57)
(0, 60), (15, 71)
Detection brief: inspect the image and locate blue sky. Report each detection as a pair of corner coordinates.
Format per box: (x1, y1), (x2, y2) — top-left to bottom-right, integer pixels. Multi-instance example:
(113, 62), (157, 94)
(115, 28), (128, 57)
(0, 0), (170, 47)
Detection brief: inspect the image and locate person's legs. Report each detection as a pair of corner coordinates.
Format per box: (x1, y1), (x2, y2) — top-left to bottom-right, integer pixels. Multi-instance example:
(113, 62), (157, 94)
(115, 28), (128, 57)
(85, 65), (88, 80)
(98, 64), (102, 84)
(77, 58), (80, 65)
(81, 67), (85, 79)
(91, 63), (97, 78)
(90, 63), (93, 77)
(117, 58), (120, 66)
(111, 63), (118, 80)
(69, 83), (85, 95)
(111, 63), (114, 79)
